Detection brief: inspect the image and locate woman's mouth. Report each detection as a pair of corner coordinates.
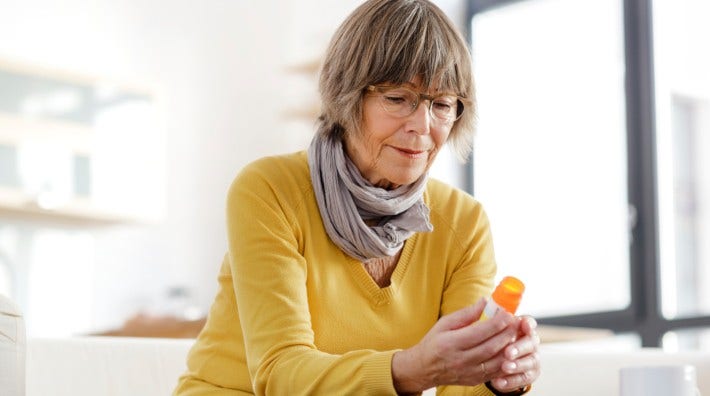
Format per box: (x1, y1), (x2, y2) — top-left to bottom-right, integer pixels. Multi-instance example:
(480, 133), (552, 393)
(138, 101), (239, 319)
(393, 146), (428, 159)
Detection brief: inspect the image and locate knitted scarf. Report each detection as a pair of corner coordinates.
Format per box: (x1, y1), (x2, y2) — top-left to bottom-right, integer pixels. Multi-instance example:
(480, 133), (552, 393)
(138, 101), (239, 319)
(307, 132), (433, 261)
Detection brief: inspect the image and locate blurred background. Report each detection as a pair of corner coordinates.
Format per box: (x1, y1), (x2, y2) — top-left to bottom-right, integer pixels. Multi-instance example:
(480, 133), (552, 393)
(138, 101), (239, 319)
(0, 0), (708, 351)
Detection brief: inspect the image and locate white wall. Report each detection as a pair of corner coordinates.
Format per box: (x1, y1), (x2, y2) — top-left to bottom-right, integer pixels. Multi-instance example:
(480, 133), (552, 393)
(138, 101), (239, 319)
(0, 0), (467, 334)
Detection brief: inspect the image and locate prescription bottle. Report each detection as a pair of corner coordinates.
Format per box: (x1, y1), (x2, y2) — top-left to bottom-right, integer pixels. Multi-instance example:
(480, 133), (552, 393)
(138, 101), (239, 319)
(480, 276), (525, 320)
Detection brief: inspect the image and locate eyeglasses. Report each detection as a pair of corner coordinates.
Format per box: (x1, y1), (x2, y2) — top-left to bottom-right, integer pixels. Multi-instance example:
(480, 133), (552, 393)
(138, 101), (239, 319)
(366, 85), (465, 123)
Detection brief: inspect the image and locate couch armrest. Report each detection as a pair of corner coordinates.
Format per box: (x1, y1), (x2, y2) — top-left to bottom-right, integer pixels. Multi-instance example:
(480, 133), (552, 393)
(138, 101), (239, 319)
(26, 336), (194, 396)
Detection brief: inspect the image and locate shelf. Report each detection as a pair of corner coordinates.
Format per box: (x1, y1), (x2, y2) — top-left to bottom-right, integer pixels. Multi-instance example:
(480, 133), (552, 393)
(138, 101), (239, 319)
(0, 112), (93, 154)
(281, 103), (320, 121)
(0, 57), (164, 228)
(284, 58), (321, 75)
(0, 187), (139, 226)
(282, 57), (321, 121)
(537, 325), (615, 344)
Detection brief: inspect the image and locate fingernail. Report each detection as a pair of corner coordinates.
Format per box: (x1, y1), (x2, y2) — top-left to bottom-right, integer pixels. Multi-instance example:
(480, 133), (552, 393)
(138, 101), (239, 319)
(508, 347), (519, 358)
(503, 361), (517, 372)
(496, 378), (508, 388)
(529, 318), (538, 329)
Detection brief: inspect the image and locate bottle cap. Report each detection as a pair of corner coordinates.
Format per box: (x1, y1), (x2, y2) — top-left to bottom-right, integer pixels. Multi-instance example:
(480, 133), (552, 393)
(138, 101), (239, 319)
(491, 276), (525, 314)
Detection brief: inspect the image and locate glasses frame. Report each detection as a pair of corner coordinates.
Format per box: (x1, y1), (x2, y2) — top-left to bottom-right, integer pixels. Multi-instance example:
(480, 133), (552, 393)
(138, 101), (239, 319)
(366, 85), (466, 122)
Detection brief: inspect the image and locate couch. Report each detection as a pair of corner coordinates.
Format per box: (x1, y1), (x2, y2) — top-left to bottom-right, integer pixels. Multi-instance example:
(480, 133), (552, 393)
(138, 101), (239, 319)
(26, 336), (192, 396)
(18, 336), (709, 396)
(1, 294), (24, 396)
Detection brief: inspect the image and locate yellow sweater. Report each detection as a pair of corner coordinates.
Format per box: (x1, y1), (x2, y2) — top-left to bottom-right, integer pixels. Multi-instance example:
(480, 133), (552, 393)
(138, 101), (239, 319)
(175, 151), (497, 395)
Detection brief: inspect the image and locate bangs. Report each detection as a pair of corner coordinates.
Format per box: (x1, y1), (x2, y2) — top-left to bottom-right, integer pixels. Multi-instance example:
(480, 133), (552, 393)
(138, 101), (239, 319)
(367, 5), (471, 96)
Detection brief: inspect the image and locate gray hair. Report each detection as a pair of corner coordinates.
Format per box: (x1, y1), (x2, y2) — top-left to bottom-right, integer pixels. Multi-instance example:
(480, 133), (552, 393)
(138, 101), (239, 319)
(317, 0), (476, 161)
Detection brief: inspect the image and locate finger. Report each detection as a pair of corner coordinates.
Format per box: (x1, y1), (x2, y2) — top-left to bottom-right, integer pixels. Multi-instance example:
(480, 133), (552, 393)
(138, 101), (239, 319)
(436, 298), (487, 331)
(482, 332), (536, 377)
(504, 327), (540, 361)
(518, 316), (537, 335)
(477, 353), (510, 379)
(491, 366), (540, 393)
(505, 352), (541, 374)
(457, 316), (519, 365)
(492, 351), (541, 392)
(451, 309), (516, 351)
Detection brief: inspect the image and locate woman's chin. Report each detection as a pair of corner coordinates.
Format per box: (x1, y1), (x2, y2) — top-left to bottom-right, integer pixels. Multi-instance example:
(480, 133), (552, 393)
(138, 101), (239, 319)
(378, 172), (425, 189)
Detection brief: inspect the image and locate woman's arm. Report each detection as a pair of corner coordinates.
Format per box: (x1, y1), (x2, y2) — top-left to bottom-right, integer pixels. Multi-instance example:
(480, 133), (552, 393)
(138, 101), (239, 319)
(226, 161), (398, 395)
(396, 196), (539, 394)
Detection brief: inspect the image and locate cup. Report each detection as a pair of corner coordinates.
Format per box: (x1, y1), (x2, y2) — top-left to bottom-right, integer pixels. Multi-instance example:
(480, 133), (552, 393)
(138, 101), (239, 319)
(620, 365), (700, 396)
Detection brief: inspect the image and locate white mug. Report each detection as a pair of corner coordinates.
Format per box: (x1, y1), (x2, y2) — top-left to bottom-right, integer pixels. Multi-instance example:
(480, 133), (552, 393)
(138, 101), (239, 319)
(620, 365), (700, 396)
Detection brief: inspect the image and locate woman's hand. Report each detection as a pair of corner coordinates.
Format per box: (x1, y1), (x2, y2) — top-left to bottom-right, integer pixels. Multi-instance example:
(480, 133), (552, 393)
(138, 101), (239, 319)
(392, 299), (520, 393)
(486, 316), (541, 393)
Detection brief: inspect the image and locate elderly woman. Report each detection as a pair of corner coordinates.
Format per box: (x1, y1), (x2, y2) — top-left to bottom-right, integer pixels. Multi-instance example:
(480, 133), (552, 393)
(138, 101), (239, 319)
(175, 0), (540, 395)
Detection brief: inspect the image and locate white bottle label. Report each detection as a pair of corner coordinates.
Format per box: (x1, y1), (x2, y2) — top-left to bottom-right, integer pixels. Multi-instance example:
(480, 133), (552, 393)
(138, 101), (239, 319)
(480, 298), (502, 321)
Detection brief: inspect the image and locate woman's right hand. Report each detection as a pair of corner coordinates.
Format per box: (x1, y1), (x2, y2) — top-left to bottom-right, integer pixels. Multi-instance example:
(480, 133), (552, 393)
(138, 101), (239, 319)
(392, 298), (519, 393)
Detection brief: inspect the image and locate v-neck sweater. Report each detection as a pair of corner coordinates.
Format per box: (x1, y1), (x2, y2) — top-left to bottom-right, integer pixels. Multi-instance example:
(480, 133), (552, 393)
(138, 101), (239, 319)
(175, 151), (498, 396)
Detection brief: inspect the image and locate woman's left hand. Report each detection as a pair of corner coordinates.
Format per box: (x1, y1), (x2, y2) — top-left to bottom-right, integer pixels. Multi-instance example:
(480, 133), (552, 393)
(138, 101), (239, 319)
(486, 316), (541, 393)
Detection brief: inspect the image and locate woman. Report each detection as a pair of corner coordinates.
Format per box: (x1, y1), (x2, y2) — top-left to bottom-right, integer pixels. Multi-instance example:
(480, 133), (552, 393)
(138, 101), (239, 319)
(175, 0), (540, 395)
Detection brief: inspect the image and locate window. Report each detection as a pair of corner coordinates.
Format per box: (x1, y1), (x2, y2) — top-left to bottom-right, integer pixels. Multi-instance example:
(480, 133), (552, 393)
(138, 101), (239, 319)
(653, 0), (710, 320)
(469, 0), (629, 318)
(467, 0), (710, 347)
(663, 328), (710, 352)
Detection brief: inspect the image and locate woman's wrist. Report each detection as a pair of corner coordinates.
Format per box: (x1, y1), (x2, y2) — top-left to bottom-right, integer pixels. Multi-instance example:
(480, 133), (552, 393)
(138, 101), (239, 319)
(484, 380), (532, 395)
(391, 348), (431, 394)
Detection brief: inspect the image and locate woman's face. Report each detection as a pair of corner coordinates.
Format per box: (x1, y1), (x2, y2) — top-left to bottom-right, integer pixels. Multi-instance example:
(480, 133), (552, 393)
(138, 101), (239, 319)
(344, 78), (454, 190)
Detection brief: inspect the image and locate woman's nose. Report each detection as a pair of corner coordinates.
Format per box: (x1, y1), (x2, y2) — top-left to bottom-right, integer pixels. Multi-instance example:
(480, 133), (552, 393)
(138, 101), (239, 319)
(407, 101), (431, 135)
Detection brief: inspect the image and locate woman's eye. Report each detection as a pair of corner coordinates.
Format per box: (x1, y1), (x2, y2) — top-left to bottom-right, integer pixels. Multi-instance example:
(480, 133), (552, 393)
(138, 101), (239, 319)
(383, 95), (407, 104)
(433, 101), (452, 110)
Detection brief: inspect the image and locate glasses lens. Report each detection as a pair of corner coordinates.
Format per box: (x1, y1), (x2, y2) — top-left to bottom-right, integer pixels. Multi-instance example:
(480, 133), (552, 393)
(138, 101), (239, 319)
(379, 88), (418, 117)
(373, 86), (465, 122)
(430, 95), (460, 122)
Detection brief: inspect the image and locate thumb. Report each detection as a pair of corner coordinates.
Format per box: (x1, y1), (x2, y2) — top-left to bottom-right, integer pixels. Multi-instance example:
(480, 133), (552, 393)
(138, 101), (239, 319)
(438, 298), (487, 330)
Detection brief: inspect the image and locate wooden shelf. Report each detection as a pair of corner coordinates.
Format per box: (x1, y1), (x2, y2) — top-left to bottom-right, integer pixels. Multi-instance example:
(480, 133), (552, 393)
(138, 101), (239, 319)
(538, 325), (615, 343)
(281, 103), (320, 121)
(0, 57), (164, 228)
(282, 57), (321, 121)
(0, 187), (138, 226)
(0, 112), (94, 154)
(284, 58), (321, 75)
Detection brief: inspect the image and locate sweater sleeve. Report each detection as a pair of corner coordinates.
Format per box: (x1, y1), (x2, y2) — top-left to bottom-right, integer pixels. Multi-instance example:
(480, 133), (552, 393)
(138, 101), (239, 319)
(226, 161), (398, 396)
(437, 197), (497, 317)
(434, 196), (498, 396)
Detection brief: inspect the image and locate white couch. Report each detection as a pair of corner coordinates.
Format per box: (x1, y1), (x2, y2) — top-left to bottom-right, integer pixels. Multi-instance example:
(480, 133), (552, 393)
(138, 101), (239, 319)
(26, 336), (193, 396)
(20, 336), (710, 396)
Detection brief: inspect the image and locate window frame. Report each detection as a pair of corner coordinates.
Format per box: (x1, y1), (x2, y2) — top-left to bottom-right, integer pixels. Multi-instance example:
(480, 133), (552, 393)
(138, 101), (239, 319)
(465, 0), (710, 347)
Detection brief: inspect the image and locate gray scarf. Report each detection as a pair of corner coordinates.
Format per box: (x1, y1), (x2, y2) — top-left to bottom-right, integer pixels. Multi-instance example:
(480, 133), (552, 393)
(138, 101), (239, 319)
(308, 132), (433, 261)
